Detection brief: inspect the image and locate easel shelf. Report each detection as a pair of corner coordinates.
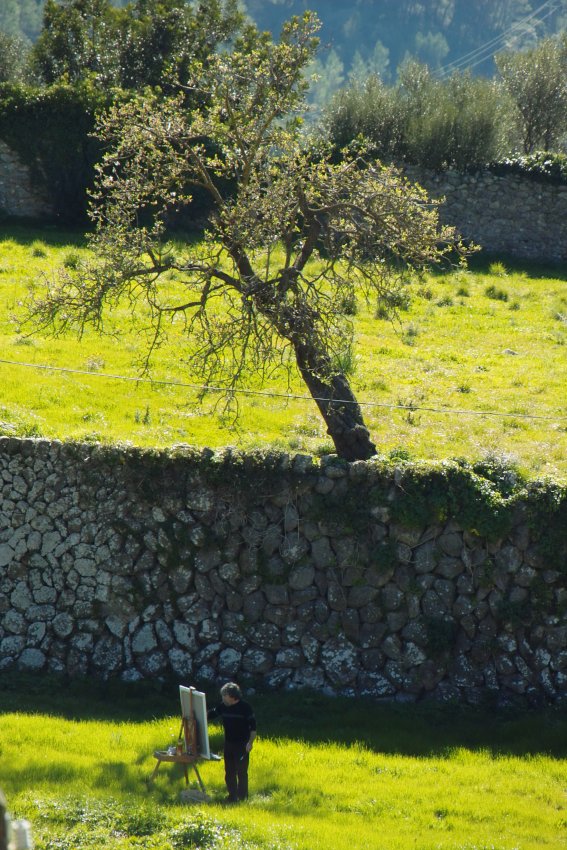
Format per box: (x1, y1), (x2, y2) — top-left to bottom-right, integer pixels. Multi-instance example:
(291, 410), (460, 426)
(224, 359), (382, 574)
(149, 749), (207, 794)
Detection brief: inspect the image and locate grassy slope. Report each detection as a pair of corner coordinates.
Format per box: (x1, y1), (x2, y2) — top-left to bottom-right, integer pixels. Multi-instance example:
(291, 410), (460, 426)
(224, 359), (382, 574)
(0, 677), (566, 850)
(1, 230), (565, 849)
(0, 225), (565, 481)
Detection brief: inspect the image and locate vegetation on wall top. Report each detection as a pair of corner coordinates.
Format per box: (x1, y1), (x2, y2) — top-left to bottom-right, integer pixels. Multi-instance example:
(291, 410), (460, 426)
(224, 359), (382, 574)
(488, 151), (567, 184)
(54, 439), (567, 569)
(325, 34), (567, 170)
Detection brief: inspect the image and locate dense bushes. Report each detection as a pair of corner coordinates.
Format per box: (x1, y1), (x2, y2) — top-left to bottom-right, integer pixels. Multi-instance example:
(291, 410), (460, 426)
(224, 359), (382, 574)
(496, 35), (567, 154)
(30, 0), (244, 90)
(326, 63), (516, 170)
(398, 63), (513, 170)
(0, 81), (113, 222)
(326, 74), (403, 159)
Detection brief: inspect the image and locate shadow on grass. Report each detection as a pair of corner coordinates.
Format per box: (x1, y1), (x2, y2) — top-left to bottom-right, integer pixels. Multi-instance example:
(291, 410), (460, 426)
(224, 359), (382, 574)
(0, 672), (182, 723)
(2, 221), (565, 281)
(91, 758), (169, 797)
(0, 750), (189, 801)
(0, 220), (205, 252)
(2, 672), (566, 760)
(426, 251), (567, 282)
(0, 219), (90, 248)
(256, 690), (567, 759)
(465, 252), (567, 281)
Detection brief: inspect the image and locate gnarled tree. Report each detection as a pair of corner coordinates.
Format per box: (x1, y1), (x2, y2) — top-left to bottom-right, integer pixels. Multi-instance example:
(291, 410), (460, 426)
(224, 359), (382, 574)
(26, 13), (468, 461)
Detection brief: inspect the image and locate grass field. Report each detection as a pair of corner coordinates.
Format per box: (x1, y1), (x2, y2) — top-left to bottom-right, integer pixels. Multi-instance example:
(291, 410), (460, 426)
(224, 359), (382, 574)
(0, 675), (566, 850)
(0, 224), (565, 481)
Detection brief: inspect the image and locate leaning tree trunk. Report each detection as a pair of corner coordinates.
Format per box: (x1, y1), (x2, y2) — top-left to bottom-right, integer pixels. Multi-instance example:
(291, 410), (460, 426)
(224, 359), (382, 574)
(226, 245), (377, 461)
(294, 338), (377, 462)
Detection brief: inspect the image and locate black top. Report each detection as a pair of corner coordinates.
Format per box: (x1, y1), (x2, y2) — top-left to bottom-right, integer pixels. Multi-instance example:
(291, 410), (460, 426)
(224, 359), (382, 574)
(208, 699), (257, 744)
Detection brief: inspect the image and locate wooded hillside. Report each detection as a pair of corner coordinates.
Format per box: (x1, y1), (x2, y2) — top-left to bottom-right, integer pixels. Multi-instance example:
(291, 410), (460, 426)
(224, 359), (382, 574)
(4, 1), (567, 79)
(239, 1), (566, 78)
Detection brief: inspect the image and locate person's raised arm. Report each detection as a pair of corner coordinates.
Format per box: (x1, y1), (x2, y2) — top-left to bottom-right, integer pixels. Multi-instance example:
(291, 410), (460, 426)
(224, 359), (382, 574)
(207, 703), (220, 721)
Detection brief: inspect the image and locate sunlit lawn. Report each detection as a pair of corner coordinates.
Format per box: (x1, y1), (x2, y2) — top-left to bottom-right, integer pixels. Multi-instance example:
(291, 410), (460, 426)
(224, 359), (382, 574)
(0, 224), (565, 481)
(0, 677), (566, 850)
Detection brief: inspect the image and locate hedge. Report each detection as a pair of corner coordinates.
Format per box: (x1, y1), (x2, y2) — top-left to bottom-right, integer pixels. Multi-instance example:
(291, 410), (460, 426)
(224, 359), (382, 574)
(0, 80), (114, 223)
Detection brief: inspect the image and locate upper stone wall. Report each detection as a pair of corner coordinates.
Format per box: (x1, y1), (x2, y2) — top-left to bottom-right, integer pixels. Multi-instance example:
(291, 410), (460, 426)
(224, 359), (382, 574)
(0, 140), (53, 219)
(0, 139), (565, 260)
(404, 165), (567, 262)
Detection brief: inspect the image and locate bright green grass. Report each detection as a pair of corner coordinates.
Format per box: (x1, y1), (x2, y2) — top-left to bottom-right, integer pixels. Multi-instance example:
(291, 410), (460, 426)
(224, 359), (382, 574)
(0, 225), (565, 480)
(0, 677), (566, 850)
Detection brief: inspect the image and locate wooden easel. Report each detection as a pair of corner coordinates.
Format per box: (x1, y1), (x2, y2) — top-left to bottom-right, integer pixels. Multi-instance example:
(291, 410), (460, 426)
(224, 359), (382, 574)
(149, 689), (207, 795)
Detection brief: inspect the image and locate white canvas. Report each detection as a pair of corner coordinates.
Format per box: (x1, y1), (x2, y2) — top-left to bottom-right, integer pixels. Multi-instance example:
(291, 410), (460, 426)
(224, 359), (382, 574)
(179, 686), (211, 759)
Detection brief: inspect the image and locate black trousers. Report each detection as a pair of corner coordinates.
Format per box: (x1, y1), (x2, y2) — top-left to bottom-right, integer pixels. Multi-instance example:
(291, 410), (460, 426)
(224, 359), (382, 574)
(224, 740), (249, 801)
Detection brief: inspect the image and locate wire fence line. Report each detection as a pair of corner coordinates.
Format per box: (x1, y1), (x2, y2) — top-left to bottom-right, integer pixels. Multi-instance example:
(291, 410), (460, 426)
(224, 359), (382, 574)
(0, 357), (565, 423)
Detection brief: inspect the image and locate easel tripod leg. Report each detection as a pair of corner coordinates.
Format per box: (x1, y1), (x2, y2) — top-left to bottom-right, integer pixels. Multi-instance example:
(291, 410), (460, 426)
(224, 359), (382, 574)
(192, 764), (206, 794)
(149, 760), (161, 784)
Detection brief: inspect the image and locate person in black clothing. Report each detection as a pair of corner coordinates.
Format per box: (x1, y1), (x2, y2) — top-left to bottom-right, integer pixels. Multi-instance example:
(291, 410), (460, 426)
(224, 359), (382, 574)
(207, 682), (257, 803)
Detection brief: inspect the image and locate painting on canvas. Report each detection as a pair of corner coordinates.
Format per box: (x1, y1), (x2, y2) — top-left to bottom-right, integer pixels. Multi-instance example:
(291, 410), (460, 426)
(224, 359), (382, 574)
(179, 686), (211, 759)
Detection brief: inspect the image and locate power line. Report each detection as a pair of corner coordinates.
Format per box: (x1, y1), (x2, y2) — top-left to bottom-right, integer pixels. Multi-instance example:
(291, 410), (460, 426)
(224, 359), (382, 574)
(435, 0), (558, 76)
(435, 0), (560, 78)
(460, 3), (561, 75)
(0, 356), (565, 423)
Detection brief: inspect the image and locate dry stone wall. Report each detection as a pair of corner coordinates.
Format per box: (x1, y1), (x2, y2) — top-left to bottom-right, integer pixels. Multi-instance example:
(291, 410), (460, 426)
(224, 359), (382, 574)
(0, 437), (566, 705)
(0, 138), (565, 259)
(0, 141), (53, 219)
(404, 165), (567, 262)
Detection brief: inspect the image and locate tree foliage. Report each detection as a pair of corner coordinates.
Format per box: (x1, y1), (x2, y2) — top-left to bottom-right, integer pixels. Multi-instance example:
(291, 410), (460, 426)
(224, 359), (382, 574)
(25, 13), (469, 461)
(496, 35), (567, 153)
(0, 80), (111, 221)
(0, 0), (244, 223)
(31, 0), (123, 86)
(30, 0), (244, 89)
(118, 0), (244, 89)
(0, 31), (33, 84)
(327, 62), (513, 170)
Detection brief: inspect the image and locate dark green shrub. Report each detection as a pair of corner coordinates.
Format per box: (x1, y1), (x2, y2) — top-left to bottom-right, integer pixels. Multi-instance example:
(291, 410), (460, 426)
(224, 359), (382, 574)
(326, 74), (404, 160)
(62, 250), (81, 270)
(338, 291), (358, 315)
(0, 80), (113, 223)
(397, 63), (513, 170)
(496, 37), (567, 154)
(472, 454), (524, 498)
(326, 62), (513, 171)
(389, 446), (413, 461)
(485, 284), (508, 301)
(375, 289), (411, 319)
